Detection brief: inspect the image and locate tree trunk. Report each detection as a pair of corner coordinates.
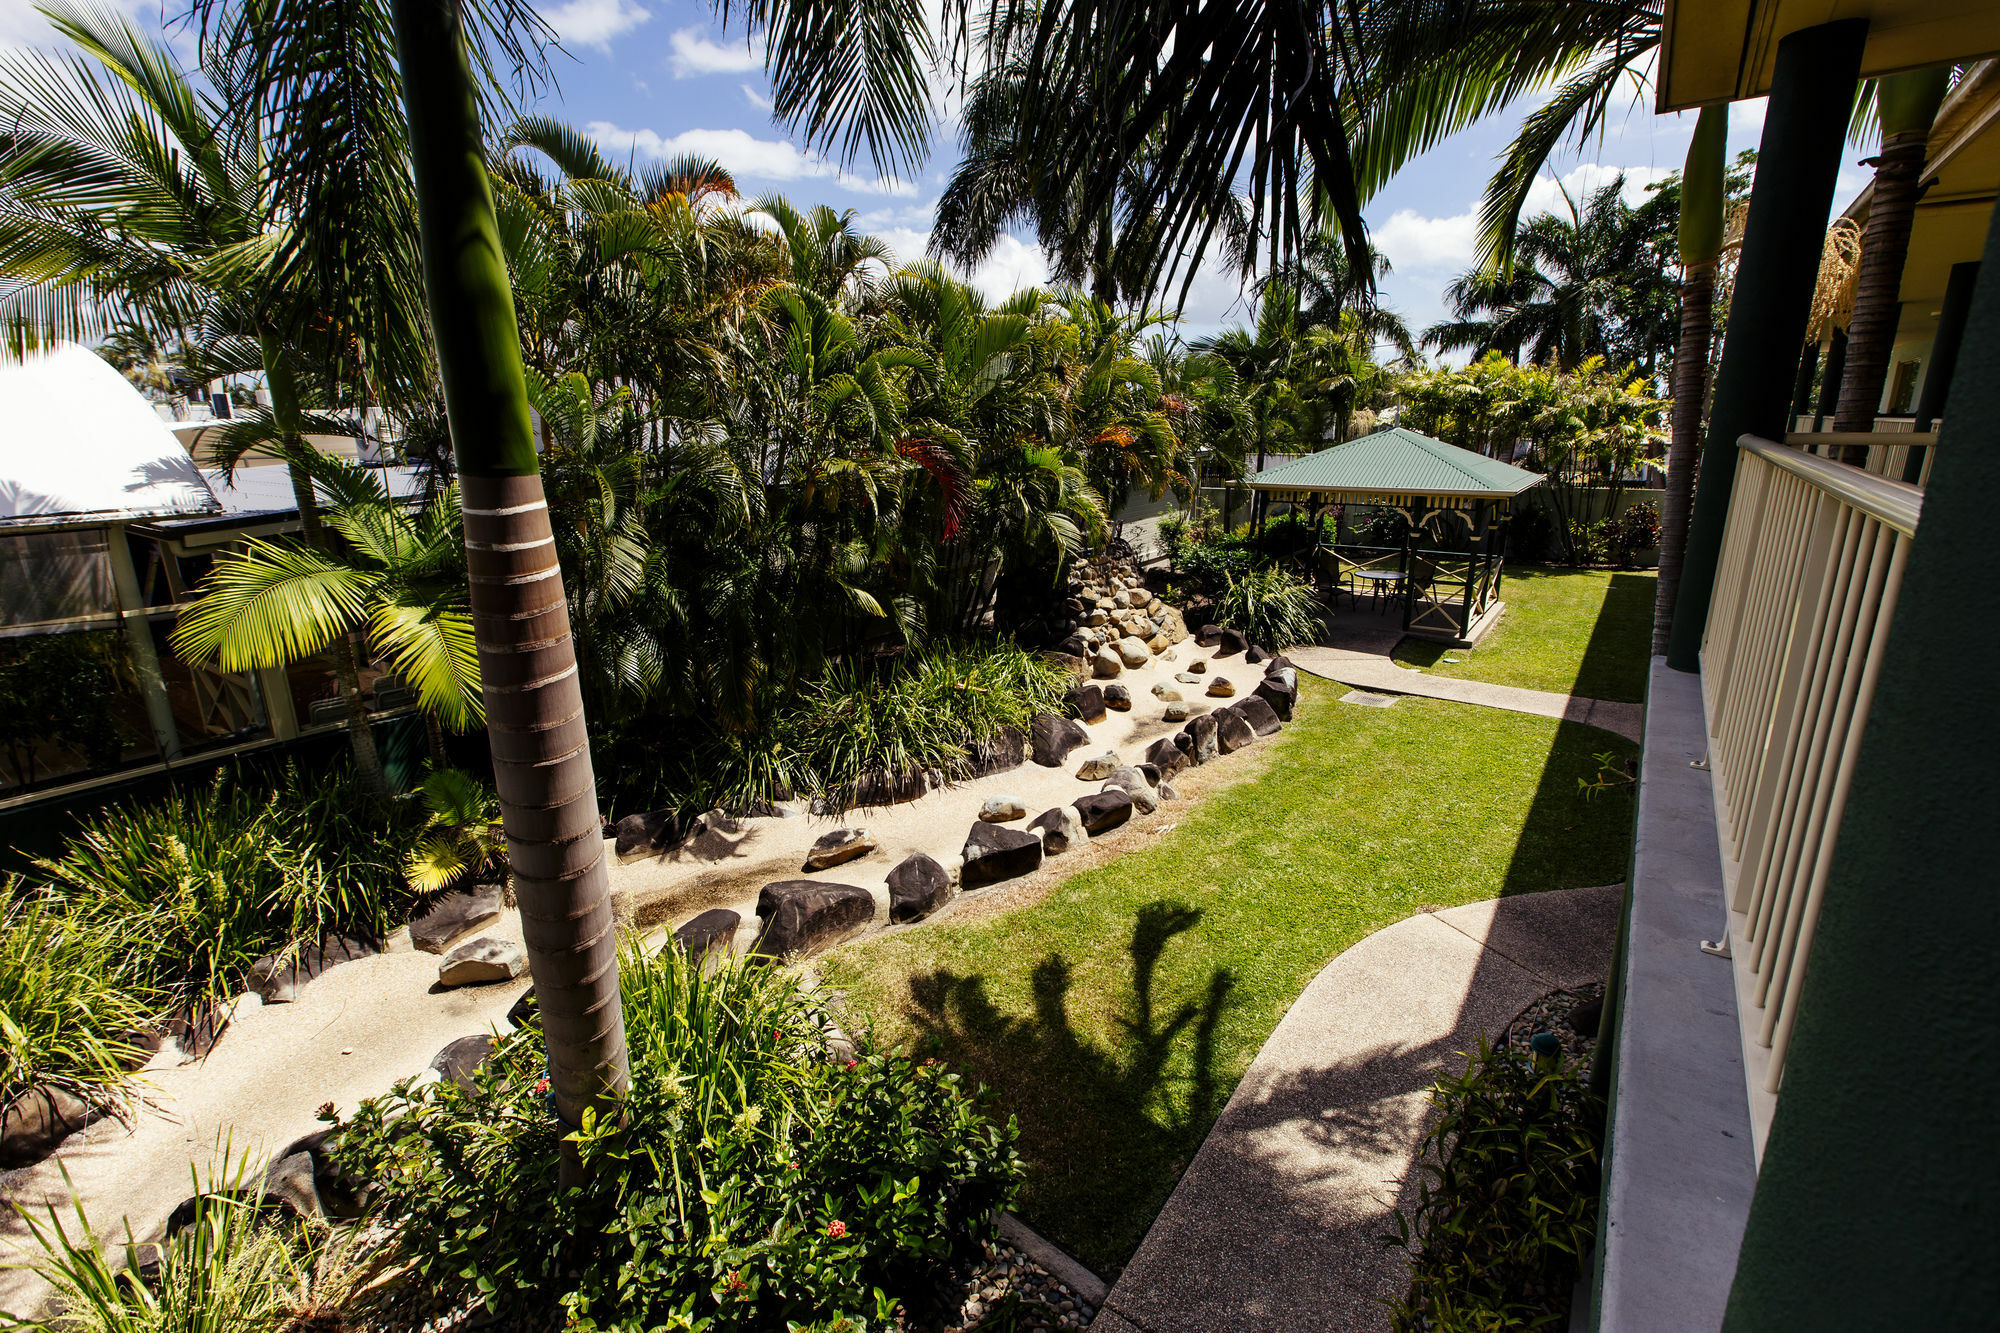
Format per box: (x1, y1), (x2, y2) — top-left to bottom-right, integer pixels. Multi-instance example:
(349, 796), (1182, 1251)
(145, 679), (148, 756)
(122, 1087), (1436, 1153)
(395, 0), (627, 1179)
(1832, 128), (1929, 432)
(259, 332), (386, 791)
(1653, 261), (1717, 653)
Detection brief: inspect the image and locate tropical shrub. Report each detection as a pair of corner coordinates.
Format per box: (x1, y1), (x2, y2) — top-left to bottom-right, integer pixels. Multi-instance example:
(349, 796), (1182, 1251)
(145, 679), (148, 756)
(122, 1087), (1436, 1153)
(1598, 502), (1662, 566)
(1384, 1038), (1603, 1332)
(0, 894), (150, 1106)
(401, 768), (504, 894)
(334, 945), (1021, 1330)
(1214, 566), (1323, 650)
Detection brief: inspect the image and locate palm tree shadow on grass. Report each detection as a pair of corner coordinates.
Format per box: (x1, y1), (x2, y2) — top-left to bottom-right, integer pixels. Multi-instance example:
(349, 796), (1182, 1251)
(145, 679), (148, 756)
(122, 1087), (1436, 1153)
(901, 901), (1237, 1277)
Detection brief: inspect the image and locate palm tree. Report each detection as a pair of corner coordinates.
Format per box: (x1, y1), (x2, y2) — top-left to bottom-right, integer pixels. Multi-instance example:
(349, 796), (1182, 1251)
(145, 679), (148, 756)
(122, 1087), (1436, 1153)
(0, 0), (419, 789)
(390, 0), (630, 1175)
(1653, 104), (1726, 655)
(1831, 68), (1952, 431)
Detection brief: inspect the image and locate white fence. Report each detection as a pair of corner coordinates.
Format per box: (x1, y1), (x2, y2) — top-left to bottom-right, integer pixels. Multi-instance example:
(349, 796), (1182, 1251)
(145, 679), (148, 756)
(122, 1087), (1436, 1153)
(1700, 434), (1922, 1150)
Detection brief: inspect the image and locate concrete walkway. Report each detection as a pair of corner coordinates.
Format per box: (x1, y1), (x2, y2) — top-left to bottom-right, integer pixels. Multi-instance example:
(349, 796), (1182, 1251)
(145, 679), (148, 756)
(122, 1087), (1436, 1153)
(1093, 885), (1622, 1333)
(1283, 614), (1644, 744)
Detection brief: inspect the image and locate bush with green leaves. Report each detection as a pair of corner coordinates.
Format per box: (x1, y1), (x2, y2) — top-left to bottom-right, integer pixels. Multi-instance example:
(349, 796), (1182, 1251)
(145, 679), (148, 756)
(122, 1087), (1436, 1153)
(402, 767), (504, 894)
(1384, 1037), (1603, 1332)
(333, 944), (1021, 1330)
(0, 894), (150, 1106)
(1214, 566), (1322, 650)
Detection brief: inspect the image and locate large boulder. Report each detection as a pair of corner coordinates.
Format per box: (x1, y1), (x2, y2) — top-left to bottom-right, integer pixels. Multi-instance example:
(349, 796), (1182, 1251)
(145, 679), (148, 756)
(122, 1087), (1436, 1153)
(1075, 751), (1122, 781)
(430, 1034), (497, 1090)
(805, 827), (875, 870)
(1265, 665), (1300, 692)
(1102, 769), (1157, 815)
(964, 725), (1027, 778)
(674, 908), (742, 960)
(1065, 683), (1107, 724)
(0, 1084), (97, 1169)
(613, 807), (684, 862)
(1215, 706), (1256, 755)
(979, 795), (1029, 822)
(1254, 675), (1298, 722)
(961, 821), (1043, 886)
(1145, 735), (1191, 779)
(1073, 789), (1133, 834)
(437, 937), (527, 987)
(1196, 623), (1223, 647)
(1265, 655), (1293, 674)
(1178, 713), (1220, 765)
(1245, 644), (1269, 664)
(247, 934), (380, 1004)
(752, 880), (875, 960)
(1214, 627), (1249, 657)
(1029, 805), (1087, 856)
(409, 887), (504, 955)
(1030, 711), (1090, 767)
(1115, 636), (1151, 668)
(262, 1151), (324, 1221)
(1103, 683), (1132, 712)
(887, 853), (953, 923)
(1235, 695), (1284, 736)
(1091, 646), (1123, 679)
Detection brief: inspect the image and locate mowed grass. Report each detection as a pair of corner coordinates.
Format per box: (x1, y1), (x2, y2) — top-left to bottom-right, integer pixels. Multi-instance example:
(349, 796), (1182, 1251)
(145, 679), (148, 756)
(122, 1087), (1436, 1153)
(820, 676), (1636, 1276)
(1392, 566), (1657, 702)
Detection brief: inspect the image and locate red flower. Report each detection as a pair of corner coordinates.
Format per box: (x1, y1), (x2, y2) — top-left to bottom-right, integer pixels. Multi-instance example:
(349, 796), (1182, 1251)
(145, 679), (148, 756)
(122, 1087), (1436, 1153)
(724, 1269), (746, 1294)
(826, 1220), (848, 1239)
(533, 1078), (550, 1094)
(843, 1059), (858, 1071)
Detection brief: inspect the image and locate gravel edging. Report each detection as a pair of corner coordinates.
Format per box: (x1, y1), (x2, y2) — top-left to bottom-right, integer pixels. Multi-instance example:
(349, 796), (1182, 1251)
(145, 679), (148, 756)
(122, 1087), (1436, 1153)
(998, 1211), (1108, 1306)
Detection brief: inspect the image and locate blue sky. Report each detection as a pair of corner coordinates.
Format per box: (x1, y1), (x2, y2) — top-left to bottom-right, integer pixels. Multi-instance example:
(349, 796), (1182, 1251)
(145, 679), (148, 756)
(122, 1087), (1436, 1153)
(2, 0), (1876, 347)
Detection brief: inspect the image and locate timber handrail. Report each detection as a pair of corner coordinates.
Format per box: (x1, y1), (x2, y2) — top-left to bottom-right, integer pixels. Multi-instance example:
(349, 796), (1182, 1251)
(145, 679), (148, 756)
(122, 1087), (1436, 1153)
(1743, 434), (1923, 534)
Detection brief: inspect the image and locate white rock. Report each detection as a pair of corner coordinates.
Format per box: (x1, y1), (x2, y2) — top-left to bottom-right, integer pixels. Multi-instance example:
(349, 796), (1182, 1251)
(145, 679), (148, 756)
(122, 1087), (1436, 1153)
(1115, 636), (1151, 667)
(1075, 751), (1122, 780)
(979, 796), (1028, 822)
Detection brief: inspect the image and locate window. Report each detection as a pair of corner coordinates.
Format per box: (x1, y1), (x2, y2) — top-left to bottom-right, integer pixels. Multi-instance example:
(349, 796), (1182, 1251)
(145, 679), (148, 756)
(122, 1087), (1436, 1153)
(1886, 360), (1921, 416)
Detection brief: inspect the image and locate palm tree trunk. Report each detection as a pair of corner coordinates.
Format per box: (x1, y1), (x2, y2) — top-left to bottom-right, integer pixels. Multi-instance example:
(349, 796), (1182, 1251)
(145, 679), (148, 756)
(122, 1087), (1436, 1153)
(260, 333), (387, 791)
(395, 0), (627, 1178)
(1833, 70), (1949, 434)
(1653, 261), (1716, 653)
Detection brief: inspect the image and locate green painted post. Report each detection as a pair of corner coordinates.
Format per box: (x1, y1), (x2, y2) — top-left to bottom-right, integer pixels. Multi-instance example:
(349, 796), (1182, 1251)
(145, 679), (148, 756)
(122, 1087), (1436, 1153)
(1665, 20), (1868, 671)
(1722, 193), (2000, 1333)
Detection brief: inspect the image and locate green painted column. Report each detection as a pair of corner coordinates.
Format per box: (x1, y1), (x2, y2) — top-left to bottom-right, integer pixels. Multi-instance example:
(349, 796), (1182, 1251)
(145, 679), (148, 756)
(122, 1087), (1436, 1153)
(1723, 198), (2000, 1330)
(1664, 19), (1867, 671)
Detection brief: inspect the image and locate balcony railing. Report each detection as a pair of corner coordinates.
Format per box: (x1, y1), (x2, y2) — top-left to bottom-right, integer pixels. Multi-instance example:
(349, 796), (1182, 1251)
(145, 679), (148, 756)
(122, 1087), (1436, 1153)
(1700, 435), (1923, 1148)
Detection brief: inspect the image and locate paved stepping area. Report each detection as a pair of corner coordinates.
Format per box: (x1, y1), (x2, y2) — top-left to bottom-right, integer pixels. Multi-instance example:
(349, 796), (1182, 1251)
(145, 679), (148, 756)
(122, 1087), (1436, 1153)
(1092, 885), (1621, 1333)
(1288, 643), (1643, 743)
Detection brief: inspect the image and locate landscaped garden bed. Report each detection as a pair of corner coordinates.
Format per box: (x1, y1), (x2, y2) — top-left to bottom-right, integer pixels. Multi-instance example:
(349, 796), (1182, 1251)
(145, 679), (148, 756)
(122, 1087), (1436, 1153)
(1390, 567), (1657, 703)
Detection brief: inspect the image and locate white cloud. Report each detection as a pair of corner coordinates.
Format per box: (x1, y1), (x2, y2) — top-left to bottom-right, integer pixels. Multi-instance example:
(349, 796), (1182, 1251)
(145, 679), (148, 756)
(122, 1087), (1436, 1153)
(543, 0), (651, 51)
(1375, 207), (1481, 274)
(741, 82), (772, 110)
(587, 121), (918, 196)
(668, 25), (759, 77)
(1730, 97), (1768, 138)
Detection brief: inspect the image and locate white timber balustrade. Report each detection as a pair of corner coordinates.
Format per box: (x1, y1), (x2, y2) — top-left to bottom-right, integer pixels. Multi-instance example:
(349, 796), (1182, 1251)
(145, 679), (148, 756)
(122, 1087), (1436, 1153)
(1699, 434), (1923, 1150)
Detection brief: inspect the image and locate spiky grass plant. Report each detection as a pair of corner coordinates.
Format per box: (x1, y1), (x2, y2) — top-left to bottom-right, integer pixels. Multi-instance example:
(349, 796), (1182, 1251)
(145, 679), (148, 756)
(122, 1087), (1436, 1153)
(0, 893), (150, 1106)
(1216, 565), (1324, 650)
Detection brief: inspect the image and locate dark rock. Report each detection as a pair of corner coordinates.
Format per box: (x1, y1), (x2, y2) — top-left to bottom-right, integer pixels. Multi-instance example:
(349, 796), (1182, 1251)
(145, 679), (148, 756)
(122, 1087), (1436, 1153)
(1254, 675), (1298, 722)
(1064, 683), (1107, 724)
(430, 1034), (496, 1090)
(1145, 735), (1191, 779)
(1029, 711), (1091, 767)
(1265, 655), (1293, 674)
(1029, 805), (1087, 856)
(752, 880), (876, 960)
(1058, 633), (1091, 660)
(165, 998), (230, 1059)
(410, 887), (504, 955)
(1567, 995), (1605, 1037)
(1235, 695), (1283, 736)
(1245, 645), (1269, 664)
(247, 934), (379, 1004)
(1188, 659), (1208, 674)
(1073, 789), (1133, 834)
(506, 988), (538, 1029)
(961, 822), (1043, 887)
(887, 853), (953, 923)
(1103, 683), (1132, 712)
(1043, 651), (1090, 680)
(437, 937), (526, 986)
(965, 725), (1028, 778)
(1178, 713), (1220, 765)
(262, 1152), (324, 1221)
(1215, 627), (1249, 657)
(613, 807), (684, 861)
(1196, 623), (1223, 647)
(722, 799), (790, 820)
(845, 768), (934, 809)
(674, 908), (742, 960)
(0, 1084), (97, 1169)
(1138, 762), (1162, 787)
(805, 826), (876, 870)
(275, 1127), (370, 1219)
(1215, 706), (1256, 754)
(1265, 665), (1299, 692)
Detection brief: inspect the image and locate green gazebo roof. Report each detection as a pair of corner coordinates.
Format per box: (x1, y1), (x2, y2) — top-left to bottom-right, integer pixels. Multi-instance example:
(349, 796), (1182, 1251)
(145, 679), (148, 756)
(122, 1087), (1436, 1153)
(1246, 427), (1544, 508)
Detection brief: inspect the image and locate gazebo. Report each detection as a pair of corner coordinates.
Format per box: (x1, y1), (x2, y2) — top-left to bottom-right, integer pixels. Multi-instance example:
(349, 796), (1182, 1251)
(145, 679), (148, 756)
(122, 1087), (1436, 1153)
(1246, 426), (1544, 646)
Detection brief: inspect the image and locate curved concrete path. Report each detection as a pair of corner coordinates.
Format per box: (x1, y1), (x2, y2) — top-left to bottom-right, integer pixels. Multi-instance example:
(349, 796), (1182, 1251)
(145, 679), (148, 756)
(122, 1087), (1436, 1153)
(1286, 643), (1644, 744)
(1093, 885), (1622, 1333)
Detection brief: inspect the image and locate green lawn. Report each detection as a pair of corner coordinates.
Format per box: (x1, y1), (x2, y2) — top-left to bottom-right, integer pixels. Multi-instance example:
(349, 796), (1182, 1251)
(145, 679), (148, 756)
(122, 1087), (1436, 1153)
(820, 677), (1636, 1276)
(1391, 566), (1657, 703)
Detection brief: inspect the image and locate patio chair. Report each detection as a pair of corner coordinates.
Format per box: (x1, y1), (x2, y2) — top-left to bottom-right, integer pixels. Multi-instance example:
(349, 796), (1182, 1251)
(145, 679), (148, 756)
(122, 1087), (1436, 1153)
(1314, 548), (1360, 609)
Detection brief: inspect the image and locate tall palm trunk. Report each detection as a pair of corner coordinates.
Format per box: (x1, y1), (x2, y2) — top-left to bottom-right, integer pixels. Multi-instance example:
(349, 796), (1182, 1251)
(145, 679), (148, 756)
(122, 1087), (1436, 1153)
(260, 333), (387, 791)
(1652, 105), (1726, 655)
(1832, 68), (1950, 432)
(395, 0), (628, 1176)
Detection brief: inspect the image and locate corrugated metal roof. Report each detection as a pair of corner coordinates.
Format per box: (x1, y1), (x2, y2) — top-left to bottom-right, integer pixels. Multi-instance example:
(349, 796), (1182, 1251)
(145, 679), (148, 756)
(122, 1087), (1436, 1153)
(1247, 427), (1544, 502)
